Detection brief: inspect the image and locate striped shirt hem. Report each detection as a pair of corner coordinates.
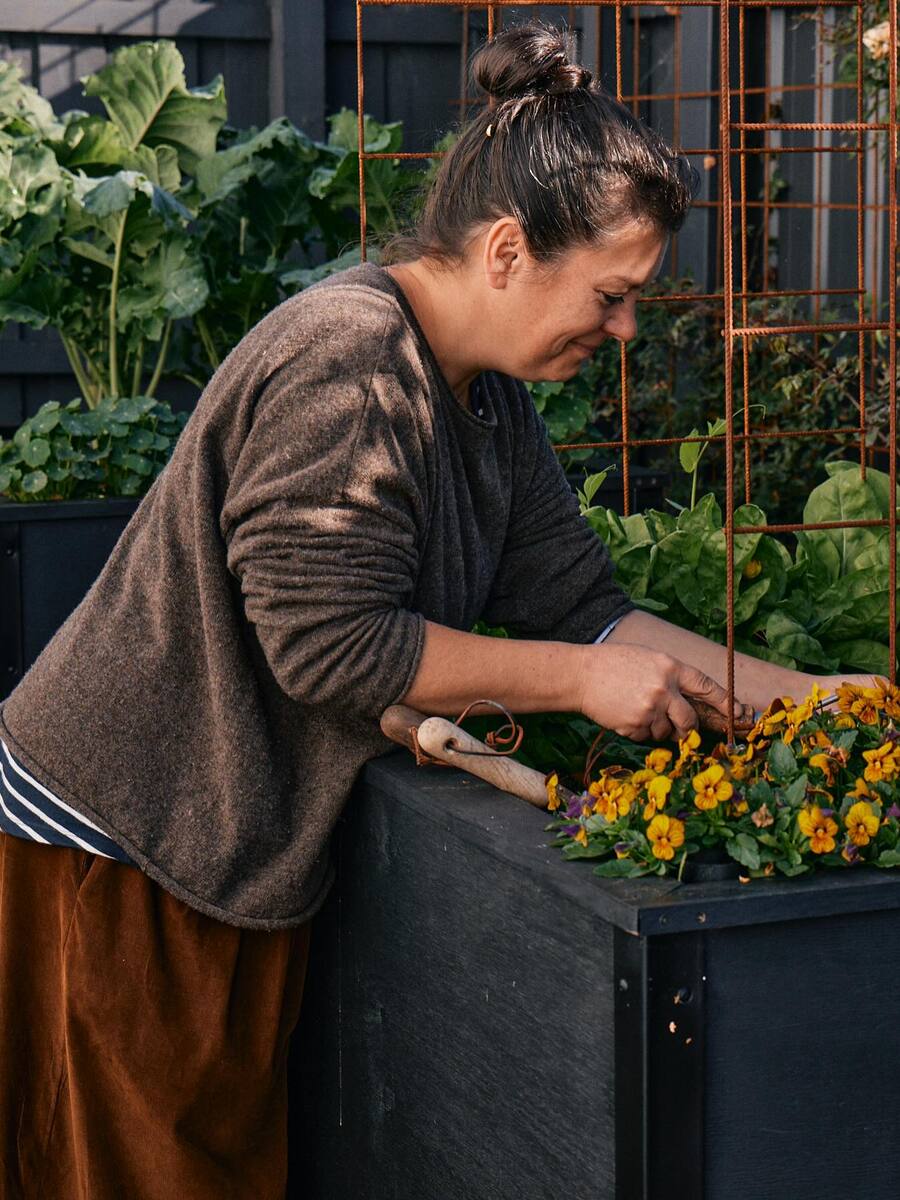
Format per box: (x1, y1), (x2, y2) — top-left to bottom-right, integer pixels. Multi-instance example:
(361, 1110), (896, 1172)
(0, 737), (133, 864)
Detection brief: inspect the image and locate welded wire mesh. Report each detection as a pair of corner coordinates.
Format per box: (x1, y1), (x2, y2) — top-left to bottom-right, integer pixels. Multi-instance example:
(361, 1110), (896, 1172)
(354, 0), (899, 729)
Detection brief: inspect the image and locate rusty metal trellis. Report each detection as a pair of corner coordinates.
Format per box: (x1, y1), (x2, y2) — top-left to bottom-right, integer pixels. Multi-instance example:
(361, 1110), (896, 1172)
(354, 0), (900, 735)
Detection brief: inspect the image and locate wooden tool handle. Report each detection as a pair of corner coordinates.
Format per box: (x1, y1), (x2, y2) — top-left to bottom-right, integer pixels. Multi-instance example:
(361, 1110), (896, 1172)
(380, 704), (551, 809)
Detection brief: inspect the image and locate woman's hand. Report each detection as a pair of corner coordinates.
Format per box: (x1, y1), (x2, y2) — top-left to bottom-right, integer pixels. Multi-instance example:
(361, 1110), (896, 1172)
(578, 641), (752, 743)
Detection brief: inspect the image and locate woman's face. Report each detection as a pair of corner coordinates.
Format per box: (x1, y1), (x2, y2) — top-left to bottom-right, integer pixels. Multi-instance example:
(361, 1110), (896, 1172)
(487, 220), (667, 383)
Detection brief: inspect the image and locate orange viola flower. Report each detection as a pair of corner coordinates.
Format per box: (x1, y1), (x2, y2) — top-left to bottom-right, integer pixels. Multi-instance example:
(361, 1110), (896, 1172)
(646, 814), (686, 861)
(692, 762), (733, 811)
(797, 804), (839, 854)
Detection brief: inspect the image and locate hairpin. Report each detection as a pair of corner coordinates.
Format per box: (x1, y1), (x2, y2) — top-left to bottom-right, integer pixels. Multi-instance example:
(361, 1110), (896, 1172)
(486, 123), (493, 138)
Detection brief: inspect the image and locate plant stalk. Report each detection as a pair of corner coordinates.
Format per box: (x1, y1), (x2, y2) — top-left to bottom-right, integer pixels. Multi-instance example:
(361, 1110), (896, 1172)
(195, 312), (220, 372)
(131, 340), (145, 397)
(108, 211), (128, 400)
(146, 320), (173, 398)
(60, 336), (96, 408)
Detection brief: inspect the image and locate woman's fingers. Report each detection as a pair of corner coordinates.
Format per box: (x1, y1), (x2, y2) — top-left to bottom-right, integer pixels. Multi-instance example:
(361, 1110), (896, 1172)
(676, 663), (733, 716)
(667, 692), (700, 741)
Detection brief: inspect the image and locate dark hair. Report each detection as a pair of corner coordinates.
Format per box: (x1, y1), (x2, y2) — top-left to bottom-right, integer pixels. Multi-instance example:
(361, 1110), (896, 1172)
(384, 23), (698, 265)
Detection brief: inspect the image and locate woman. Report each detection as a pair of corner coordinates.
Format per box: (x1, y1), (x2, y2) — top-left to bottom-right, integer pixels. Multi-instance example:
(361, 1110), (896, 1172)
(0, 23), (862, 1199)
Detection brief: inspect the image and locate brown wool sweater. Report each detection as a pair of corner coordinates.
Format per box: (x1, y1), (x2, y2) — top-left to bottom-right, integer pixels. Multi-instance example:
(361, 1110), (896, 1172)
(0, 265), (633, 929)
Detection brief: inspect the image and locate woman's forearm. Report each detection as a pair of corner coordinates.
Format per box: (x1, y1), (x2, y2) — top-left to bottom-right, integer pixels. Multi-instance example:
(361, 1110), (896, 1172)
(606, 609), (819, 712)
(399, 618), (744, 743)
(400, 620), (588, 716)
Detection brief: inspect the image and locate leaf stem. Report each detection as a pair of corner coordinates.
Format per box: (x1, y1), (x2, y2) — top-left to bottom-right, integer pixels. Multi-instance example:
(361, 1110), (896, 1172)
(60, 335), (95, 408)
(108, 211), (128, 400)
(146, 320), (172, 398)
(195, 312), (220, 372)
(131, 339), (145, 396)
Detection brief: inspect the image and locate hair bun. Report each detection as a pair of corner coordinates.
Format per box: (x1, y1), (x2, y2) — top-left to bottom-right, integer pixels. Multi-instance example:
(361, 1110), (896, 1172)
(473, 25), (593, 101)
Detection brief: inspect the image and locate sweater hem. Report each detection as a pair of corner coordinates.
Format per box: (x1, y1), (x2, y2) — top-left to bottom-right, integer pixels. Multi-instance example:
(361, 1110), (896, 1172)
(0, 707), (335, 931)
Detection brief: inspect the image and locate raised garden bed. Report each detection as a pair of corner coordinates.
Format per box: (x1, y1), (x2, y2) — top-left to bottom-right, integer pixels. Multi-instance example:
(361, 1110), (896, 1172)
(0, 498), (139, 700)
(290, 751), (900, 1200)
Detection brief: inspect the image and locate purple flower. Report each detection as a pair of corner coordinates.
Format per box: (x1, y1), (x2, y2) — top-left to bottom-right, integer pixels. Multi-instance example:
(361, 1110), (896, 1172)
(563, 823), (580, 836)
(821, 807), (834, 818)
(566, 793), (587, 819)
(888, 804), (900, 821)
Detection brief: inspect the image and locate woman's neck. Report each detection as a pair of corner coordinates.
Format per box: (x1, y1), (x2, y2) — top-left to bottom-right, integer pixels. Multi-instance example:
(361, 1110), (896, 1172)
(384, 260), (481, 408)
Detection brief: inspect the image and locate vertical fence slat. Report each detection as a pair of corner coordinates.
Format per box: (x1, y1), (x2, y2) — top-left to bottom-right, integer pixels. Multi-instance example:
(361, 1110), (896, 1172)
(270, 0), (325, 134)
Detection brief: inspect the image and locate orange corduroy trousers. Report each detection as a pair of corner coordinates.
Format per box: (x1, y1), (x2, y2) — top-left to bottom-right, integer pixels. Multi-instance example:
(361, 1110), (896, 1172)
(0, 834), (311, 1200)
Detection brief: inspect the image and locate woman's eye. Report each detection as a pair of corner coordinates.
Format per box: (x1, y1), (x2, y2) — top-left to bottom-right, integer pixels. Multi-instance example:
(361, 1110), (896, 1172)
(601, 292), (626, 305)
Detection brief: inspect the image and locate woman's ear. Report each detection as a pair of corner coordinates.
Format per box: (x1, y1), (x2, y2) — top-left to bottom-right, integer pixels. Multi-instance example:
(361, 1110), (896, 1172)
(482, 217), (528, 290)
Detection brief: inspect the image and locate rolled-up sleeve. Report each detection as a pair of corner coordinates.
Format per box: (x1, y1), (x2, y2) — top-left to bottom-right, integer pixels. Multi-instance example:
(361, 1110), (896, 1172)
(220, 327), (430, 718)
(482, 400), (634, 642)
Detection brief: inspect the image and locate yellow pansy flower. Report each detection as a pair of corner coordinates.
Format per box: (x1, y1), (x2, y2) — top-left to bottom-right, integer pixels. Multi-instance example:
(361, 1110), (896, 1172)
(873, 678), (900, 721)
(801, 729), (832, 756)
(797, 804), (839, 854)
(590, 774), (635, 821)
(836, 683), (865, 713)
(784, 700), (815, 744)
(672, 728), (701, 777)
(574, 826), (589, 848)
(646, 814), (686, 861)
(630, 768), (657, 788)
(850, 689), (882, 726)
(863, 742), (900, 784)
(643, 775), (673, 821)
(809, 752), (839, 785)
(850, 777), (878, 802)
(546, 772), (561, 812)
(645, 748), (673, 774)
(743, 558), (762, 579)
(692, 762), (733, 810)
(844, 801), (880, 847)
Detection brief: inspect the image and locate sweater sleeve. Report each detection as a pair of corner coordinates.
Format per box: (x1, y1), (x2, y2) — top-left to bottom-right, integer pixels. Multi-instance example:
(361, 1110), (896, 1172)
(219, 297), (429, 719)
(481, 390), (634, 642)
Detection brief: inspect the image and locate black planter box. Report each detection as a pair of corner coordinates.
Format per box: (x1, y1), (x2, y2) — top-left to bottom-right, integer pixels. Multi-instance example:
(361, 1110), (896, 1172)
(290, 753), (900, 1200)
(0, 498), (139, 700)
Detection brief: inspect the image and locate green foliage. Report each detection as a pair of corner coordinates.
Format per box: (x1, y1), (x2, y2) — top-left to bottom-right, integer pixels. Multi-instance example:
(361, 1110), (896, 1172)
(531, 280), (897, 523)
(0, 41), (419, 501)
(583, 460), (900, 678)
(0, 42), (414, 407)
(0, 397), (187, 501)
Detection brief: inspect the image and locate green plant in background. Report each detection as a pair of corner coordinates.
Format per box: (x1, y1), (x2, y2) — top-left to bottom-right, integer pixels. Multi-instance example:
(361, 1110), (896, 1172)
(0, 46), (223, 407)
(0, 41), (418, 500)
(0, 397), (187, 500)
(582, 459), (900, 678)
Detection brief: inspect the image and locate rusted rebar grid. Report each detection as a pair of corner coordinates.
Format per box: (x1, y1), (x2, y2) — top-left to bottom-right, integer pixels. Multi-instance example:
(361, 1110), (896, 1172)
(354, 1), (899, 701)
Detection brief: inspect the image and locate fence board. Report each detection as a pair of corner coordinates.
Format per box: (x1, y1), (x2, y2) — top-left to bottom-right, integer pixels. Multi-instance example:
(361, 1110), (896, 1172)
(0, 1), (269, 41)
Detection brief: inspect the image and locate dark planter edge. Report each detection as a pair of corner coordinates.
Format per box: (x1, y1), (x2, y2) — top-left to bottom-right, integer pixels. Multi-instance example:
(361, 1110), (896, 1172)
(363, 753), (900, 938)
(0, 498), (142, 522)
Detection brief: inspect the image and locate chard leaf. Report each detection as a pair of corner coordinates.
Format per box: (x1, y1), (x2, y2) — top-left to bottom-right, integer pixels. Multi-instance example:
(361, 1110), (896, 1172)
(82, 42), (226, 173)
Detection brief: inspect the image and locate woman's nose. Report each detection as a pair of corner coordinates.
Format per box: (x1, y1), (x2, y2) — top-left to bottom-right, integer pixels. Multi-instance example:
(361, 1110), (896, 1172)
(601, 298), (638, 343)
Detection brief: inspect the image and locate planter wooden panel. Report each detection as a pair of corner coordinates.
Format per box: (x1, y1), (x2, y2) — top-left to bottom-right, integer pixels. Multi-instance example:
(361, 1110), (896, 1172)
(289, 752), (900, 1199)
(0, 498), (139, 700)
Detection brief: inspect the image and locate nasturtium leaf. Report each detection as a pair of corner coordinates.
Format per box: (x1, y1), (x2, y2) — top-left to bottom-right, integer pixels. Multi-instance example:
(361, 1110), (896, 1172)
(21, 437), (50, 468)
(20, 469), (47, 494)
